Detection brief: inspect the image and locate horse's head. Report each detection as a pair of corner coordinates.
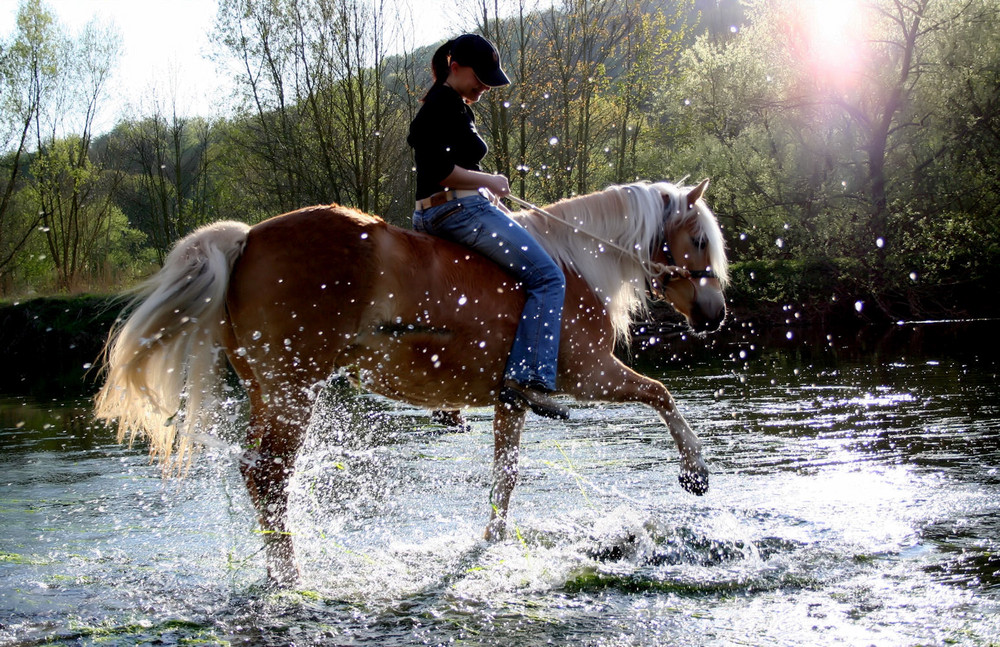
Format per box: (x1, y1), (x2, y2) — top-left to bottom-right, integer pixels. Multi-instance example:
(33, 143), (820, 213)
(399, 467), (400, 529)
(648, 180), (729, 334)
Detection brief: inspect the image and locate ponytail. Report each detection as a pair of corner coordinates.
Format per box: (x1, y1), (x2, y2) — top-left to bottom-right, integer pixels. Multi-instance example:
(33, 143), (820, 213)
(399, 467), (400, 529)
(422, 39), (454, 101)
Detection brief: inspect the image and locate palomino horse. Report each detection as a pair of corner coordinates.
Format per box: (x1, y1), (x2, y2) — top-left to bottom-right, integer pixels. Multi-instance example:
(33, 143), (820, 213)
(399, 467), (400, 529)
(95, 180), (728, 586)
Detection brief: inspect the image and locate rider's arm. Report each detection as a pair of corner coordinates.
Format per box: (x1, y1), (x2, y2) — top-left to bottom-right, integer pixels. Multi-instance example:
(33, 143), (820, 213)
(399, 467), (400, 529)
(440, 165), (510, 198)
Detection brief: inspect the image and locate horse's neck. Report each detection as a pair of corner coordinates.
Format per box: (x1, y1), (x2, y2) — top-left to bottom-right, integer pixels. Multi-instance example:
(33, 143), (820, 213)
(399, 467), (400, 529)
(516, 188), (652, 346)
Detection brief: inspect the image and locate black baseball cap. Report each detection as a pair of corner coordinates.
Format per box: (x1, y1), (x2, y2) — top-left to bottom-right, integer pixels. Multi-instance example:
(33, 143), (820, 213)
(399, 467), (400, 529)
(450, 34), (510, 87)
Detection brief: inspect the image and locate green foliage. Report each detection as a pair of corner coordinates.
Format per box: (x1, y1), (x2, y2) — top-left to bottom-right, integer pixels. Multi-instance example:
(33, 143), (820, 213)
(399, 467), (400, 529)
(727, 257), (865, 322)
(0, 0), (997, 322)
(657, 0), (1000, 318)
(0, 293), (122, 394)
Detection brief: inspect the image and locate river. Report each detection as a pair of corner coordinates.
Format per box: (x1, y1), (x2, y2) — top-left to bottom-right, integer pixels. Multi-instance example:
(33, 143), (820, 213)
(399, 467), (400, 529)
(1, 320), (998, 646)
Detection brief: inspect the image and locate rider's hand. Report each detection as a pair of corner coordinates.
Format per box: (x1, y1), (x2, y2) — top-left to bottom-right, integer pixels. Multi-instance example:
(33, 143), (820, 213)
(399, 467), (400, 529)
(487, 174), (510, 198)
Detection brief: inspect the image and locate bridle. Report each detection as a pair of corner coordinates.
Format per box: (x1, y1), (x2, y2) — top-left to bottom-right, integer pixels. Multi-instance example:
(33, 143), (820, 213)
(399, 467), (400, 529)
(656, 191), (719, 282)
(503, 192), (717, 292)
(657, 237), (719, 281)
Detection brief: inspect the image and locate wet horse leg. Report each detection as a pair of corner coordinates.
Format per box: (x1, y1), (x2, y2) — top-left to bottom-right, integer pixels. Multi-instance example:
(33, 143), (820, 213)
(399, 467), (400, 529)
(569, 355), (709, 494)
(240, 386), (312, 586)
(484, 403), (527, 541)
(656, 399), (709, 495)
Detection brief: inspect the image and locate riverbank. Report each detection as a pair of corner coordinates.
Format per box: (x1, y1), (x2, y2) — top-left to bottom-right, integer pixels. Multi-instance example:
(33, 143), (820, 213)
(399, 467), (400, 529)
(0, 295), (123, 396)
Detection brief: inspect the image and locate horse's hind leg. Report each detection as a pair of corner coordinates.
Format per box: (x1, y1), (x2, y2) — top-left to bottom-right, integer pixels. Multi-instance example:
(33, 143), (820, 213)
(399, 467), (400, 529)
(240, 383), (312, 586)
(567, 355), (709, 495)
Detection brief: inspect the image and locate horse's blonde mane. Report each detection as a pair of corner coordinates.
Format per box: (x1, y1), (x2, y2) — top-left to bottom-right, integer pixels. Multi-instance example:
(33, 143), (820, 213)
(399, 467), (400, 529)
(515, 181), (728, 346)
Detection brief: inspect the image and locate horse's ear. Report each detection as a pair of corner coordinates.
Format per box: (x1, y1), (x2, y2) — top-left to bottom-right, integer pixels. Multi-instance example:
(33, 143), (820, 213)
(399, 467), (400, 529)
(687, 179), (710, 209)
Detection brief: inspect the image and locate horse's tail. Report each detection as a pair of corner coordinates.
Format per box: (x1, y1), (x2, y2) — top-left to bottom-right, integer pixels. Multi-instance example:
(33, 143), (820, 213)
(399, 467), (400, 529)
(94, 221), (251, 470)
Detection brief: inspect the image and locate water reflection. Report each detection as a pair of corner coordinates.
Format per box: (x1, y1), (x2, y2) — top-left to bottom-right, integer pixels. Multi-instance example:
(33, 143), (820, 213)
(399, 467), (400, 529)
(1, 320), (998, 645)
(0, 397), (105, 454)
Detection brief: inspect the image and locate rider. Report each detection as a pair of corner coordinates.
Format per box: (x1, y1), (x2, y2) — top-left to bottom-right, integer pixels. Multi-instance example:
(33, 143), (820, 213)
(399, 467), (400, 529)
(408, 34), (568, 420)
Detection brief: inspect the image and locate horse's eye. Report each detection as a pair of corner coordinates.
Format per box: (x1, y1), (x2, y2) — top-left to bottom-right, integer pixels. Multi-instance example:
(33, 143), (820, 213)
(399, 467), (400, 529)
(693, 237), (708, 250)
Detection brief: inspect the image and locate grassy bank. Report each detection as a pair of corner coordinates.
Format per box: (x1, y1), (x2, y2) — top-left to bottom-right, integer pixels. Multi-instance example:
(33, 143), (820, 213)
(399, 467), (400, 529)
(0, 295), (124, 396)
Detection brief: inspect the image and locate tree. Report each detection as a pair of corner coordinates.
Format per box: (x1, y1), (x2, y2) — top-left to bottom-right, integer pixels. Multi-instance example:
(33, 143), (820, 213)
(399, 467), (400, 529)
(609, 1), (692, 183)
(0, 0), (56, 283)
(28, 12), (124, 291)
(473, 0), (693, 203)
(662, 0), (1000, 316)
(536, 0), (628, 197)
(300, 0), (409, 215)
(117, 107), (216, 262)
(214, 0), (306, 214)
(213, 0), (415, 222)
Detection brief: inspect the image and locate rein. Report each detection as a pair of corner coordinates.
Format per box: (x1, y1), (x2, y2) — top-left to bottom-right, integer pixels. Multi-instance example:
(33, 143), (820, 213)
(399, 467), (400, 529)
(505, 193), (716, 283)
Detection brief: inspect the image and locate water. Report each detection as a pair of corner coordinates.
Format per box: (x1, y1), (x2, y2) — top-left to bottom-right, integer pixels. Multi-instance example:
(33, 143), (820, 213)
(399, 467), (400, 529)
(1, 321), (998, 646)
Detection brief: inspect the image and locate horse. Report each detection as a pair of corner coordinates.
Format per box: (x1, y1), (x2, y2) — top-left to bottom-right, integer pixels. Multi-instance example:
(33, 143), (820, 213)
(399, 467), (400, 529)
(94, 179), (729, 586)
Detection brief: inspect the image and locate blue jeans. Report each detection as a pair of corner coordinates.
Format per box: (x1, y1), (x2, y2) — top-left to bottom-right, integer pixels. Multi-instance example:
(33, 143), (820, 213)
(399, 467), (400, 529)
(413, 195), (565, 391)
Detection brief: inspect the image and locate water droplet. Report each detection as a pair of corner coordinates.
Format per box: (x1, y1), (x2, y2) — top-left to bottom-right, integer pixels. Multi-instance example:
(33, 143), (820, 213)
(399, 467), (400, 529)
(252, 330), (262, 340)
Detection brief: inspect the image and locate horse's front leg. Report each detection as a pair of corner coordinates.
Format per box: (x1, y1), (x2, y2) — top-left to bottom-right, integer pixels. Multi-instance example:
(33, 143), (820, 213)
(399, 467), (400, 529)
(566, 356), (709, 495)
(484, 402), (527, 541)
(656, 395), (709, 495)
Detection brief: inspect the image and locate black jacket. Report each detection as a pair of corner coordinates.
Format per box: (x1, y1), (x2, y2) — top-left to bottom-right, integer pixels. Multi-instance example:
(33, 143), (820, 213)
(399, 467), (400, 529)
(408, 84), (489, 200)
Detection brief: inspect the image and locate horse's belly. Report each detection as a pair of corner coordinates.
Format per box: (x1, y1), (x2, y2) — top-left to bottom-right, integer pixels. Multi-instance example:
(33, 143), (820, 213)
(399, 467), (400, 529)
(338, 329), (508, 409)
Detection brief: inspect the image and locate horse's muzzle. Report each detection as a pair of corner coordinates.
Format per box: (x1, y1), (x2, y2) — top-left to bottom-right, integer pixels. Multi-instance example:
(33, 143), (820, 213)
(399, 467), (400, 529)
(690, 300), (726, 333)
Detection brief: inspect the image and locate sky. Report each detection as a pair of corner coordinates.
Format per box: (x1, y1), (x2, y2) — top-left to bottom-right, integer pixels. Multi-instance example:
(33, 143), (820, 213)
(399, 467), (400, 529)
(0, 0), (458, 129)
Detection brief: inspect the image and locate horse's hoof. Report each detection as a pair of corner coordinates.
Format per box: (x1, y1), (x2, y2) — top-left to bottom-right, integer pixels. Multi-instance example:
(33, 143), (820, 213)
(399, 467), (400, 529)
(431, 409), (470, 431)
(679, 470), (709, 496)
(483, 520), (507, 542)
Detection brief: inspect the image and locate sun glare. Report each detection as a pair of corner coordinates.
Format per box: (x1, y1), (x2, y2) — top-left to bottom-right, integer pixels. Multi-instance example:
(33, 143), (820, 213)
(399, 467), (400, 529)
(801, 0), (865, 86)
